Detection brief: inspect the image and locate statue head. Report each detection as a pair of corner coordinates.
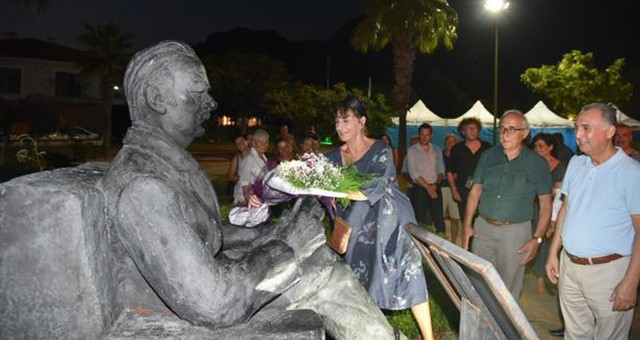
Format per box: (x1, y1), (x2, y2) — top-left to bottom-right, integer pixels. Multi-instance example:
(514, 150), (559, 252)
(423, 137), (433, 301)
(123, 40), (217, 147)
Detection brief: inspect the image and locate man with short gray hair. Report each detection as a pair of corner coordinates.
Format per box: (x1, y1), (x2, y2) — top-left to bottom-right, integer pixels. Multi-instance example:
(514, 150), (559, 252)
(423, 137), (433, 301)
(616, 123), (640, 162)
(547, 103), (640, 339)
(463, 109), (552, 299)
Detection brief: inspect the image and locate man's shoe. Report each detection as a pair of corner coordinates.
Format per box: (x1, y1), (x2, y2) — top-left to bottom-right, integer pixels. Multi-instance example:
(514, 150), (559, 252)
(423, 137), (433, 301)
(549, 327), (564, 337)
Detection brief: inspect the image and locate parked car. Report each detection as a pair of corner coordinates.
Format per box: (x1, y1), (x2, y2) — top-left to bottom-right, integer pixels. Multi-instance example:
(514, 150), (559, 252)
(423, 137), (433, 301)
(38, 125), (103, 146)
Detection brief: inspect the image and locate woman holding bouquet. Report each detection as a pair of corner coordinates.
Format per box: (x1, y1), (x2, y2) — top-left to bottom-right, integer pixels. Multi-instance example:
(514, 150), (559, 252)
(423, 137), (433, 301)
(326, 96), (434, 339)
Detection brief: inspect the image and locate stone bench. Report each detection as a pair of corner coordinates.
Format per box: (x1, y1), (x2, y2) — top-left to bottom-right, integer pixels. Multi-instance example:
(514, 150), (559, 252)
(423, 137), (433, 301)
(0, 163), (323, 339)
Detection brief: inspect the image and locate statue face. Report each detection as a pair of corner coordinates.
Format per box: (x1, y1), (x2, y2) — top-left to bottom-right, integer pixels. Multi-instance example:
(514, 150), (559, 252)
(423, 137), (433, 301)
(161, 60), (216, 147)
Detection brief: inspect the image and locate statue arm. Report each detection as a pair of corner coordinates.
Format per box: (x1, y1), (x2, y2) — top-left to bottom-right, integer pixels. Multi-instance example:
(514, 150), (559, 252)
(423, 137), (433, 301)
(115, 178), (299, 328)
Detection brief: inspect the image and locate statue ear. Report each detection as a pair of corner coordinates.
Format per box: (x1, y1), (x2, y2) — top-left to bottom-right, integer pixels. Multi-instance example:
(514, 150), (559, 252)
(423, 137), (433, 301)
(145, 85), (167, 115)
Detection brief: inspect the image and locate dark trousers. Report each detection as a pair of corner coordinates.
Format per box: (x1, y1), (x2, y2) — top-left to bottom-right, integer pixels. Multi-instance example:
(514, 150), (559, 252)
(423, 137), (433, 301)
(408, 185), (431, 225)
(413, 185), (445, 233)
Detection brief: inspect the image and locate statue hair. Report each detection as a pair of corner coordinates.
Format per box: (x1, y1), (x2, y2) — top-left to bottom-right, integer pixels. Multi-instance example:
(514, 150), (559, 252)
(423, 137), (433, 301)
(123, 40), (199, 122)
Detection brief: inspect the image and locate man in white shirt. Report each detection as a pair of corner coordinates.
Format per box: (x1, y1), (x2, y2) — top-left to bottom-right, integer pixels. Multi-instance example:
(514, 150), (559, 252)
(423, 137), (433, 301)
(547, 103), (640, 339)
(406, 123), (446, 232)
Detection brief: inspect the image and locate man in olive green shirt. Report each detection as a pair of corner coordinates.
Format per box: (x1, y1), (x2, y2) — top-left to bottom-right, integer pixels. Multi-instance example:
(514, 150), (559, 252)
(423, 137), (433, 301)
(462, 110), (552, 299)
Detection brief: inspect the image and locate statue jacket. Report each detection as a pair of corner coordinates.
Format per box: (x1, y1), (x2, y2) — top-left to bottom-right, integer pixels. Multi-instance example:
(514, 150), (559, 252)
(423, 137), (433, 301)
(99, 122), (298, 329)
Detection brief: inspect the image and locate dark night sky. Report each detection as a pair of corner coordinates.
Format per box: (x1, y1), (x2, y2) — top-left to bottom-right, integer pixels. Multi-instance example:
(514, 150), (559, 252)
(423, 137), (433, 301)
(0, 0), (363, 48)
(1, 0), (639, 115)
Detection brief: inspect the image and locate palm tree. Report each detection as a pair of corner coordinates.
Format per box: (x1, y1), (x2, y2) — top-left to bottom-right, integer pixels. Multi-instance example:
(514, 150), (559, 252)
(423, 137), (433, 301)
(77, 22), (133, 149)
(352, 0), (458, 157)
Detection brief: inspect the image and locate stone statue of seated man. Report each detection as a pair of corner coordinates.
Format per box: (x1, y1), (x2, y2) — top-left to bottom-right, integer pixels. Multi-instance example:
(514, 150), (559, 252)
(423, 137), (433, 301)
(0, 40), (399, 339)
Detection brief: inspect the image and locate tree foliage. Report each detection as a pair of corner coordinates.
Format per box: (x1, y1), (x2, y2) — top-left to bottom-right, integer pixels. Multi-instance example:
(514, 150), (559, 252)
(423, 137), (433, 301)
(520, 50), (633, 117)
(351, 0), (458, 157)
(203, 51), (290, 120)
(77, 22), (133, 88)
(264, 83), (392, 140)
(77, 22), (133, 148)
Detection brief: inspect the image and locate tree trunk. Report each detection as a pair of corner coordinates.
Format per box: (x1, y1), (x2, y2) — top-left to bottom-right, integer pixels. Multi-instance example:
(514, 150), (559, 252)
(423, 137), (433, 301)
(392, 33), (417, 164)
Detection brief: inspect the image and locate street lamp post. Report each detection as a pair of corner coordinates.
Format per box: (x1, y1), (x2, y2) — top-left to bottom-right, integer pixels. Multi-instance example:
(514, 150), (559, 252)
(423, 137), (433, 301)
(485, 0), (509, 144)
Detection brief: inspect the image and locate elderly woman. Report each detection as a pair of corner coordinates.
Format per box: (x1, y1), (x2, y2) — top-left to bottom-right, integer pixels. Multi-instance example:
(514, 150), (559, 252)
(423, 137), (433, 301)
(325, 96), (434, 340)
(234, 129), (269, 206)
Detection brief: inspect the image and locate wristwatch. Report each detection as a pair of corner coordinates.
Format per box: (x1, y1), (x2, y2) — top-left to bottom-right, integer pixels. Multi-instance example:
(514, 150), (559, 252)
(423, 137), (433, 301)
(533, 236), (543, 244)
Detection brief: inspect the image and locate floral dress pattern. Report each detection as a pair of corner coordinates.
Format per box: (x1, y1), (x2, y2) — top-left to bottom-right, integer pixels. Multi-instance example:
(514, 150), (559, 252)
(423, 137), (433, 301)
(326, 140), (428, 309)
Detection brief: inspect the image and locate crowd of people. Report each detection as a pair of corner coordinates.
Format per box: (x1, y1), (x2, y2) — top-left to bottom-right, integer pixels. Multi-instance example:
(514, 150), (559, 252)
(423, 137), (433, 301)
(226, 99), (434, 339)
(97, 35), (638, 338)
(225, 97), (640, 339)
(400, 106), (640, 339)
(30, 38), (637, 339)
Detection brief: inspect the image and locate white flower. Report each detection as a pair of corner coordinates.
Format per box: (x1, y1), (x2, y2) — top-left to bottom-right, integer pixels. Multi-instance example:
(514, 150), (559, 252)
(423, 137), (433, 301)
(275, 153), (343, 191)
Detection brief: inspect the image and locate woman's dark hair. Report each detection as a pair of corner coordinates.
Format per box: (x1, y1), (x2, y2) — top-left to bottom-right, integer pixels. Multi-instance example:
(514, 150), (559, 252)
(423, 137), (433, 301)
(336, 95), (367, 119)
(531, 132), (557, 150)
(274, 135), (290, 146)
(380, 133), (394, 148)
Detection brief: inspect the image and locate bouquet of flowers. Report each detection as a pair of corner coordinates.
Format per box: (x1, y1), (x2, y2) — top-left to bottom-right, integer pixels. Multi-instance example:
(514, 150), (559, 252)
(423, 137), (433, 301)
(267, 152), (373, 206)
(230, 153), (372, 228)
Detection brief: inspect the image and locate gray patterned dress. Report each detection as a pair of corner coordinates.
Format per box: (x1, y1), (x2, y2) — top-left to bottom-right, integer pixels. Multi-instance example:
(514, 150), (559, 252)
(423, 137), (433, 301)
(326, 140), (428, 310)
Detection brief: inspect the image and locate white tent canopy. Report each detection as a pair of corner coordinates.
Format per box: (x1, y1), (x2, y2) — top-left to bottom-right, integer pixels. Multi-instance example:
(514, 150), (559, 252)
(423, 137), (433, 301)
(524, 101), (573, 128)
(450, 100), (497, 125)
(616, 109), (640, 128)
(392, 100), (453, 126)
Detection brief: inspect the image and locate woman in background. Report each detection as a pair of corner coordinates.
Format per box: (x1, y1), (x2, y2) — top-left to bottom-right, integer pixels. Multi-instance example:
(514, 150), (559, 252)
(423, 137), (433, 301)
(530, 133), (566, 296)
(227, 134), (250, 199)
(267, 136), (294, 170)
(325, 96), (434, 340)
(380, 133), (400, 170)
(300, 135), (320, 154)
(442, 134), (461, 245)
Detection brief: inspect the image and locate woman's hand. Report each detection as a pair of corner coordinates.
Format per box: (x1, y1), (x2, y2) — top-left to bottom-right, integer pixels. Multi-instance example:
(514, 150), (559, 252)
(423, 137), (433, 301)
(247, 192), (262, 210)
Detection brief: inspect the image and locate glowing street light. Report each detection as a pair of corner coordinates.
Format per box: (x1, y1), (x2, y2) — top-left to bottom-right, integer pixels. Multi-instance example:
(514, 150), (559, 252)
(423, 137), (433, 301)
(485, 0), (509, 144)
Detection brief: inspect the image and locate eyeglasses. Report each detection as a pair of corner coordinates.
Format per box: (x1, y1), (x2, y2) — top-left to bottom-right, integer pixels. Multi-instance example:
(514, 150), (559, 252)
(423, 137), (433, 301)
(498, 126), (526, 135)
